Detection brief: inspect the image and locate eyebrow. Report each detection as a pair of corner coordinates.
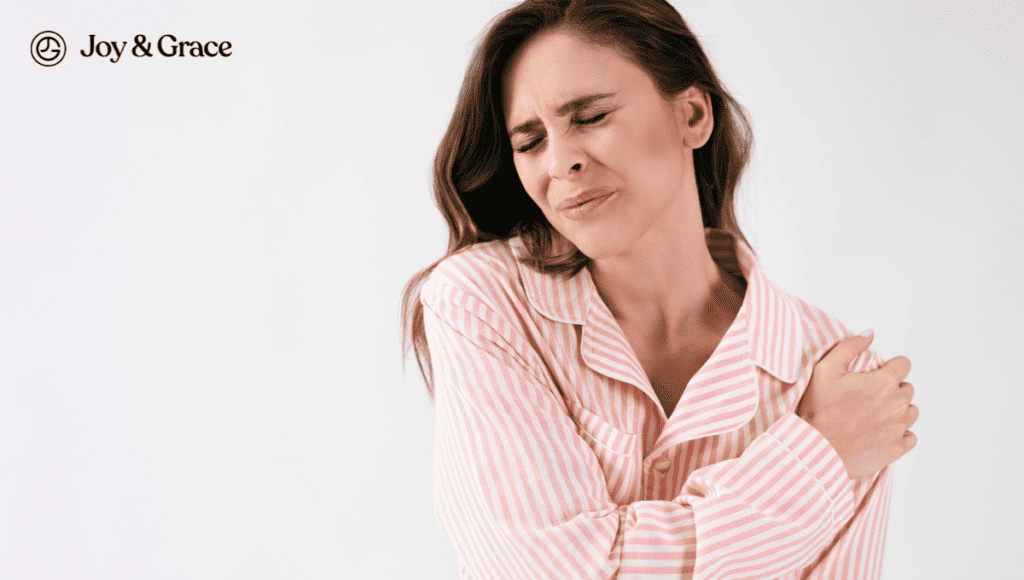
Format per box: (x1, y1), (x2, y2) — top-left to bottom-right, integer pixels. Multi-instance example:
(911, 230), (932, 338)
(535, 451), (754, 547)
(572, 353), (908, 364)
(508, 92), (617, 137)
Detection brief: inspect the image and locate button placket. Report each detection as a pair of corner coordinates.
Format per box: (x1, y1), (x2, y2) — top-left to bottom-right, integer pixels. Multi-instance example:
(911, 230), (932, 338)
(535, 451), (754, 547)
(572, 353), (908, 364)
(643, 455), (671, 499)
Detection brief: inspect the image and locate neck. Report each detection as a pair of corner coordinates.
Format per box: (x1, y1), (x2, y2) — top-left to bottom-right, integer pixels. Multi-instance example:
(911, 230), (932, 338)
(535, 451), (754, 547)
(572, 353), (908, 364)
(588, 221), (744, 341)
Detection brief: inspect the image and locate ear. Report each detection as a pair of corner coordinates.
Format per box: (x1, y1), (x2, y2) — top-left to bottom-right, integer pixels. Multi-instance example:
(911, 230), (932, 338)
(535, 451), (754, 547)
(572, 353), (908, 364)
(674, 86), (714, 149)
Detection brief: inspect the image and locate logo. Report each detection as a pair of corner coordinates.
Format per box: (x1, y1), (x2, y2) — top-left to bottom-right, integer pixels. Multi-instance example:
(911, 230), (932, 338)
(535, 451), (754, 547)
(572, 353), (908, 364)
(31, 31), (66, 66)
(30, 31), (234, 66)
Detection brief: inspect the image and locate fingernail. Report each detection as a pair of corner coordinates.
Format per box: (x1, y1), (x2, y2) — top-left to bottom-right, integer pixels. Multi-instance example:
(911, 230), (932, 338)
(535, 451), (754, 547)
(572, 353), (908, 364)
(858, 329), (874, 337)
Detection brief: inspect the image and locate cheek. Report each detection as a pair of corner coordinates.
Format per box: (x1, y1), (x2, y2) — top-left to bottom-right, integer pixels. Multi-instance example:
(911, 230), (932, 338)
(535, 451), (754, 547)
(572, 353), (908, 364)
(632, 119), (684, 172)
(626, 134), (686, 206)
(514, 158), (546, 208)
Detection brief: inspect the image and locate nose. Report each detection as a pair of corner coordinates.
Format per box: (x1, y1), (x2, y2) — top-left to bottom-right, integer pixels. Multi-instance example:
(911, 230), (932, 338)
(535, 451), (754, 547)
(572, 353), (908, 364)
(545, 132), (584, 179)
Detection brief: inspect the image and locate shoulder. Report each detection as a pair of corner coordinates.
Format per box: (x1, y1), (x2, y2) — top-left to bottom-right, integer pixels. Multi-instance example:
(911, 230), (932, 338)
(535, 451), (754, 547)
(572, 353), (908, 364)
(785, 291), (883, 373)
(420, 238), (528, 319)
(725, 231), (875, 370)
(788, 294), (852, 354)
(419, 240), (553, 380)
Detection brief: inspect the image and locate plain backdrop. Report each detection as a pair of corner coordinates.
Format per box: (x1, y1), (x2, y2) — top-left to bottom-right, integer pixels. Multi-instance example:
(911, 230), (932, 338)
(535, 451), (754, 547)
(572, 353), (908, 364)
(2, 1), (1021, 578)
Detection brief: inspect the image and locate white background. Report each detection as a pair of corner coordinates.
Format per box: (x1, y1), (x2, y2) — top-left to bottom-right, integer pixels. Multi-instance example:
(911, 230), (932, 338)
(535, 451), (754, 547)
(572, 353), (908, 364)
(2, 1), (1021, 578)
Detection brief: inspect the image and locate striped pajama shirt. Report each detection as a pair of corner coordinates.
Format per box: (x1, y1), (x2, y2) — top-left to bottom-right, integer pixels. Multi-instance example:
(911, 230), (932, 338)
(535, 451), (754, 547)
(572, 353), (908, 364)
(422, 228), (892, 579)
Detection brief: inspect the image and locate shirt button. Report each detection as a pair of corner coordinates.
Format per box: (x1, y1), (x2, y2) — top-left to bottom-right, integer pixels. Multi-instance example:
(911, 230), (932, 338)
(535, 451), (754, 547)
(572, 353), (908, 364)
(654, 458), (671, 472)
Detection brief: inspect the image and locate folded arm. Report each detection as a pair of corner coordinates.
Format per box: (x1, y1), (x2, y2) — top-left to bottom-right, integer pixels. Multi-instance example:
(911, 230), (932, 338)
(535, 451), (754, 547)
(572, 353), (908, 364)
(789, 347), (896, 580)
(424, 282), (864, 580)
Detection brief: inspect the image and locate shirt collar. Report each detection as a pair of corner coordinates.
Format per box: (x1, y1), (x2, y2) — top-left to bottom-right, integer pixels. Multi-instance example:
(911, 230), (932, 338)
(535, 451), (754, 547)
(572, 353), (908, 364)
(511, 229), (804, 384)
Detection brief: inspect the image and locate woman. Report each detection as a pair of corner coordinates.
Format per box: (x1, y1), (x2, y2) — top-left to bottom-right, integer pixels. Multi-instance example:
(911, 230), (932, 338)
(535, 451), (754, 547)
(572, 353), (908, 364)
(402, 1), (919, 578)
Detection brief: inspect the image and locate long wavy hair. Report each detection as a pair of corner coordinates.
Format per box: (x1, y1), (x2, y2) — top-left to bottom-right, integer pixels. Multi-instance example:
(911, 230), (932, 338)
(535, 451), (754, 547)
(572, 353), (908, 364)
(402, 0), (754, 396)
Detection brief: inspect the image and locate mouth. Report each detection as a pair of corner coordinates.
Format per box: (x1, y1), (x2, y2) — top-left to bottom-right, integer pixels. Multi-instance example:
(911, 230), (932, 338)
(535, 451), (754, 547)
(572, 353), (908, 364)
(558, 189), (616, 219)
(557, 188), (616, 211)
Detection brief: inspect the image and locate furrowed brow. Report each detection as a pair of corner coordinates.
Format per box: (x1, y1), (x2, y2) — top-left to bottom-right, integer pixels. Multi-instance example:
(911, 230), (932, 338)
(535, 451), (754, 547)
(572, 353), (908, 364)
(556, 92), (615, 117)
(508, 119), (543, 138)
(508, 92), (616, 137)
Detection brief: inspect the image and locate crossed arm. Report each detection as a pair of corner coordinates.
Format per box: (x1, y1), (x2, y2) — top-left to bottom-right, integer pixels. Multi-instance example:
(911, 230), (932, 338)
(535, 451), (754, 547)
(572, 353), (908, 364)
(424, 286), (896, 580)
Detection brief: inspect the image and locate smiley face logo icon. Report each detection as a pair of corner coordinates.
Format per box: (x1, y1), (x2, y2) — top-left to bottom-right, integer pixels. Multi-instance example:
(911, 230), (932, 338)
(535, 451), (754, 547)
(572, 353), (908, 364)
(32, 31), (66, 67)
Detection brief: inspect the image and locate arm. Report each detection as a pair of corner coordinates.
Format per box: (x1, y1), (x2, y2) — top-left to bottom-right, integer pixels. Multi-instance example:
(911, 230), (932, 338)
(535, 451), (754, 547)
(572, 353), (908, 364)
(793, 345), (901, 579)
(425, 283), (860, 580)
(794, 465), (893, 579)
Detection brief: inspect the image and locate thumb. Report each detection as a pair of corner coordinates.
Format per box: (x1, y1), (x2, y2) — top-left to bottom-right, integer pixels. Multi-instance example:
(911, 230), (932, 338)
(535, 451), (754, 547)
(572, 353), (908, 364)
(817, 330), (874, 376)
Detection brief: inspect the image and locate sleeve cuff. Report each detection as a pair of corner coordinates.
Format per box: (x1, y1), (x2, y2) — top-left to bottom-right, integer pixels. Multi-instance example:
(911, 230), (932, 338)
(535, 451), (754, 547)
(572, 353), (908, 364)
(764, 412), (857, 529)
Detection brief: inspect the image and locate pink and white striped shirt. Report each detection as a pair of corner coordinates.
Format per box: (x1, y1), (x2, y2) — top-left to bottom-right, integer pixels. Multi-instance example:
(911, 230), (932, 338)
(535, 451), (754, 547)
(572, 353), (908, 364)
(421, 229), (893, 579)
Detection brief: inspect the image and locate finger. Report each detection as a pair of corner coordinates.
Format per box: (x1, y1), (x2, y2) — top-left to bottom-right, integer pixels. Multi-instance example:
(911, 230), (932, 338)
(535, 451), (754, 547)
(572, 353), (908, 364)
(876, 355), (911, 383)
(903, 403), (919, 429)
(899, 381), (914, 402)
(817, 332), (874, 375)
(902, 430), (918, 452)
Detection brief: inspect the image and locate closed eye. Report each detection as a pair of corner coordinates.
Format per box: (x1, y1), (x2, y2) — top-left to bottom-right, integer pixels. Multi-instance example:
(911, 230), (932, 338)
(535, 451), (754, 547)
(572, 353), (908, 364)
(513, 111), (612, 153)
(515, 138), (542, 154)
(576, 112), (608, 125)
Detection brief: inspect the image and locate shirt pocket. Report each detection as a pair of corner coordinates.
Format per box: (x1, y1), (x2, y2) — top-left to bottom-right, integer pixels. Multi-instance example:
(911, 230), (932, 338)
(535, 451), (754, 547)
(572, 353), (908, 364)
(570, 402), (641, 503)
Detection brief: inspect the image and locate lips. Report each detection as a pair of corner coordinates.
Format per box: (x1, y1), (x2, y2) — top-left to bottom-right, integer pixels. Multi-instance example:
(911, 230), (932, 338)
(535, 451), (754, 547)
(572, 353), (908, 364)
(556, 188), (615, 211)
(556, 188), (616, 220)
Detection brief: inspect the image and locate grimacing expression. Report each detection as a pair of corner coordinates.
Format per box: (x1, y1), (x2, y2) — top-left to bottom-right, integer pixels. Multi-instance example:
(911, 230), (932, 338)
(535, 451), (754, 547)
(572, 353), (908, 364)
(504, 30), (712, 262)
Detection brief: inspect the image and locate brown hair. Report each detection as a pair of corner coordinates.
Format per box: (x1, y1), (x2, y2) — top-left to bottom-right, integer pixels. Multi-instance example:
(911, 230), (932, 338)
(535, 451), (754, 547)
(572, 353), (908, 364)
(401, 0), (754, 395)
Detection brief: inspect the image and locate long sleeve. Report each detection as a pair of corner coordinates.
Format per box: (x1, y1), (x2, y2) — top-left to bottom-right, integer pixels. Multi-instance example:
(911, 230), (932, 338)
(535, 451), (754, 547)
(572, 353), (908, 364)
(424, 282), (861, 580)
(786, 350), (895, 580)
(790, 465), (893, 579)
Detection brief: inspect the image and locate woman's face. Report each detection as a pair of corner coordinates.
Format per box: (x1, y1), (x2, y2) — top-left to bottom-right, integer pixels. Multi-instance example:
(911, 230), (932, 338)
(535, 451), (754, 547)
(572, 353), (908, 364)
(504, 30), (711, 262)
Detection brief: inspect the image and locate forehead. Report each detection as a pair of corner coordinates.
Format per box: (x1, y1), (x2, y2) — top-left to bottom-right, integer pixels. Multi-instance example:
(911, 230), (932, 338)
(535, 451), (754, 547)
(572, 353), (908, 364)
(504, 30), (651, 125)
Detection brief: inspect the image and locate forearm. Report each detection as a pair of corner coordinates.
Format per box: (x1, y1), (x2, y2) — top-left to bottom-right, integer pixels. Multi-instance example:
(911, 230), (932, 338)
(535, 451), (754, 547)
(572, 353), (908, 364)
(425, 282), (869, 579)
(782, 465), (893, 579)
(435, 378), (858, 580)
(783, 339), (896, 579)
